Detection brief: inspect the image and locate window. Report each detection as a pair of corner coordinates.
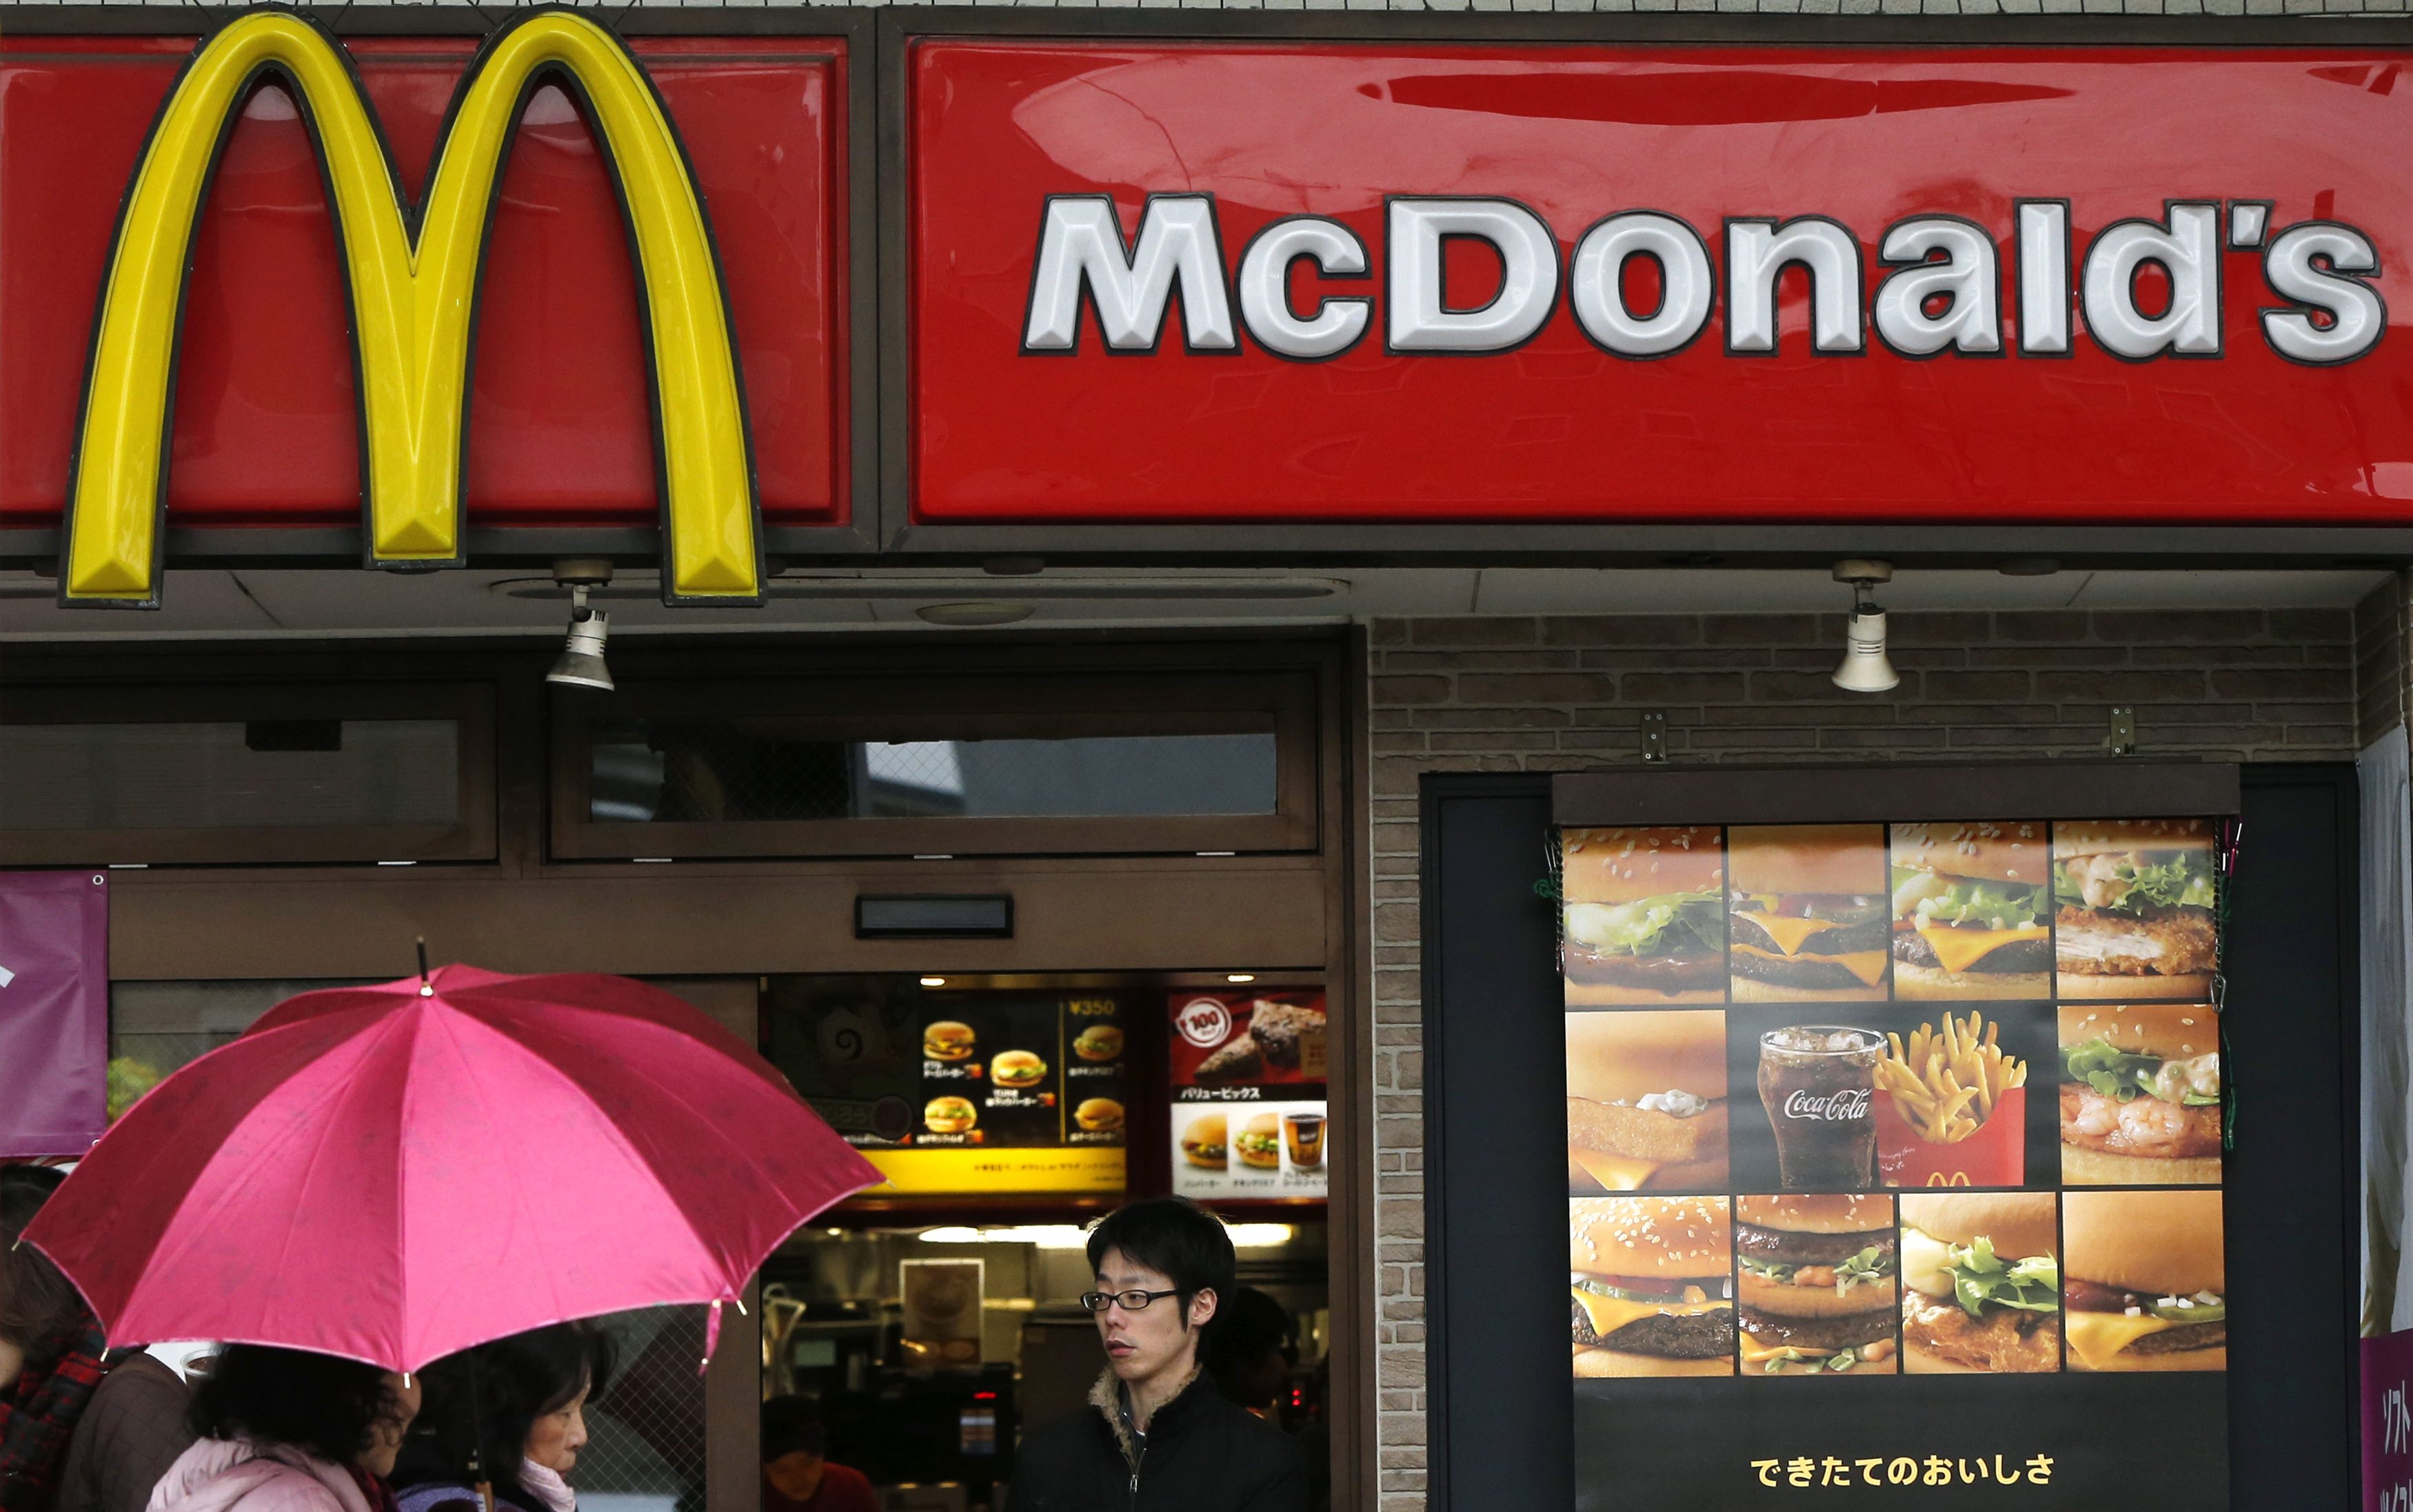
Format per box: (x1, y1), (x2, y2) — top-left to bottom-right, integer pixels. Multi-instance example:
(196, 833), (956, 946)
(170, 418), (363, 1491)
(0, 683), (494, 865)
(552, 669), (1318, 858)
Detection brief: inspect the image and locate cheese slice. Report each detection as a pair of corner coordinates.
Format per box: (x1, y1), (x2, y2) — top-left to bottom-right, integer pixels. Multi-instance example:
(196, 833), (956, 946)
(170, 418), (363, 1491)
(1571, 1289), (1730, 1340)
(1571, 1149), (1662, 1192)
(1915, 918), (2051, 976)
(1741, 1336), (1837, 1366)
(1746, 913), (1845, 956)
(1733, 943), (1890, 987)
(2064, 1310), (2179, 1370)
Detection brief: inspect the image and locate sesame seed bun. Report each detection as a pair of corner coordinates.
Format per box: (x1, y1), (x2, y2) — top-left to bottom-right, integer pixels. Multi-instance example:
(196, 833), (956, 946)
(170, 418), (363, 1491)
(2052, 818), (2214, 859)
(1562, 827), (1724, 905)
(1891, 822), (2052, 886)
(1735, 1193), (1891, 1236)
(1569, 1196), (1732, 1282)
(2055, 971), (2215, 1002)
(2059, 1003), (2219, 1062)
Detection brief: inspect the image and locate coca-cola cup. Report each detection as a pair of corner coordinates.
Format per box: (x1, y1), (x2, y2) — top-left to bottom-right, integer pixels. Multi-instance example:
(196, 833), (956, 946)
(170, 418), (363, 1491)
(1758, 1025), (1881, 1190)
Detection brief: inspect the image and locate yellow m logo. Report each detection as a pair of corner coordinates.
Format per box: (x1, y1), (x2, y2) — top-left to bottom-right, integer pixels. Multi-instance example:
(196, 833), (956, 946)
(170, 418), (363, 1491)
(62, 6), (762, 608)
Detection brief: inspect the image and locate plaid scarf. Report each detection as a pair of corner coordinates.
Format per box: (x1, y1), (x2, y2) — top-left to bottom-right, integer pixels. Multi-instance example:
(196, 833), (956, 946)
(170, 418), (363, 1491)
(346, 1466), (401, 1512)
(0, 1323), (109, 1512)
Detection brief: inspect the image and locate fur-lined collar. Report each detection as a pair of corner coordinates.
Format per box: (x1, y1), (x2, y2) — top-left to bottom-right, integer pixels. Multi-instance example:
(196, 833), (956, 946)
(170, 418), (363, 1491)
(1087, 1365), (1202, 1473)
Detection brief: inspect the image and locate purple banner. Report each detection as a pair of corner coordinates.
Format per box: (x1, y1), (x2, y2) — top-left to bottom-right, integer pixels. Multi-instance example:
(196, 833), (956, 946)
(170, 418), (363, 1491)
(0, 871), (108, 1157)
(2367, 1331), (2413, 1512)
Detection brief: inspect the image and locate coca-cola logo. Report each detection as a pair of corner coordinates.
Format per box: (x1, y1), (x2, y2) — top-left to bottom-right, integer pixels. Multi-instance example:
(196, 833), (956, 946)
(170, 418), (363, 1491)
(1782, 1087), (1872, 1122)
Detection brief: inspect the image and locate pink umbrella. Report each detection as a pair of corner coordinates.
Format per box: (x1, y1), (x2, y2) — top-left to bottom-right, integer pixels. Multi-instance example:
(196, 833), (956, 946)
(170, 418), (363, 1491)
(23, 964), (880, 1372)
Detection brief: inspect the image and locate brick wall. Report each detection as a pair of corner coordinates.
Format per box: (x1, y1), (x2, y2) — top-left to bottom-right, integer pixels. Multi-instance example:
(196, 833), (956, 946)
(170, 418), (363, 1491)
(1364, 605), (2365, 1510)
(2358, 576), (2413, 750)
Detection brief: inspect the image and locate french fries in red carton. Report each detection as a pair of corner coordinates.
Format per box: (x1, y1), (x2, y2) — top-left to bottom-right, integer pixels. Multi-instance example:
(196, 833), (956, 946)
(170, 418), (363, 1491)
(1874, 1011), (2027, 1188)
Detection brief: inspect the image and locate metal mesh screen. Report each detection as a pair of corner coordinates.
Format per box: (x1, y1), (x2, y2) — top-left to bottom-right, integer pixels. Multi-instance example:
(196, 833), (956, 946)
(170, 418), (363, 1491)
(580, 1308), (711, 1512)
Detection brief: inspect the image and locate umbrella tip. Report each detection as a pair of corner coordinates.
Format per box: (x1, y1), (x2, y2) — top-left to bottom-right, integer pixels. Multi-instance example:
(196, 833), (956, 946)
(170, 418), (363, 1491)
(416, 938), (434, 996)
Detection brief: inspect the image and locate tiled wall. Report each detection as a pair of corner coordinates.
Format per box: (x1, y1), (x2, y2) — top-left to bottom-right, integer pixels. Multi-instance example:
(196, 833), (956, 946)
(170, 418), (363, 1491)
(1365, 605), (2367, 1509)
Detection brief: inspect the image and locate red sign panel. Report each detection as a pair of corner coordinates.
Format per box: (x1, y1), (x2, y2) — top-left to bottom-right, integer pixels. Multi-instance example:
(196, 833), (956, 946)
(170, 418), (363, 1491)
(909, 42), (2413, 525)
(0, 34), (847, 530)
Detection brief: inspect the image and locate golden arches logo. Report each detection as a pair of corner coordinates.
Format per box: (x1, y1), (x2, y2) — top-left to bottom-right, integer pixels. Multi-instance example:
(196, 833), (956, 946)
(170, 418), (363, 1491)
(61, 6), (762, 608)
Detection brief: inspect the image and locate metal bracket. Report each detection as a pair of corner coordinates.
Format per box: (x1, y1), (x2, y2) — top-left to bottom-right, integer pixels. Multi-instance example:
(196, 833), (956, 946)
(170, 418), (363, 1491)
(2104, 706), (2137, 758)
(1639, 710), (1668, 765)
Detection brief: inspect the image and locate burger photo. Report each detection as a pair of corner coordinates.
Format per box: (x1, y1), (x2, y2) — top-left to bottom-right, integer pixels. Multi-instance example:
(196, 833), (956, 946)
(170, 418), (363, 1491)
(1564, 1010), (1728, 1193)
(922, 1096), (977, 1135)
(1728, 825), (1891, 1002)
(2059, 1004), (2222, 1186)
(1562, 827), (1726, 1005)
(991, 1049), (1047, 1089)
(1897, 1193), (2061, 1373)
(1074, 1098), (1124, 1133)
(1889, 822), (2053, 1000)
(2062, 1189), (2226, 1373)
(1735, 1194), (1899, 1375)
(1235, 1112), (1282, 1169)
(1073, 1023), (1124, 1062)
(1570, 1196), (1735, 1378)
(2054, 819), (2220, 1000)
(1180, 1112), (1229, 1169)
(922, 1020), (976, 1062)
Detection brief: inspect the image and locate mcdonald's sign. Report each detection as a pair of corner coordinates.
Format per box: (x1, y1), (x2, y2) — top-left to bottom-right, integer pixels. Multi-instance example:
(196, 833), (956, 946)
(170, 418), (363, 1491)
(0, 8), (849, 607)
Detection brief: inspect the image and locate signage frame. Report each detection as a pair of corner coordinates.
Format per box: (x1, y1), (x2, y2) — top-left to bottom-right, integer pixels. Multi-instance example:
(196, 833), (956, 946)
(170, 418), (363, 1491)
(874, 8), (2413, 568)
(0, 3), (885, 573)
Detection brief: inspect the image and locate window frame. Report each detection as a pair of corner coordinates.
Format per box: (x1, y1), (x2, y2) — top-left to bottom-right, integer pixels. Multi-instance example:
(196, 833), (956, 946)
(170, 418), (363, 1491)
(0, 681), (497, 866)
(549, 667), (1320, 859)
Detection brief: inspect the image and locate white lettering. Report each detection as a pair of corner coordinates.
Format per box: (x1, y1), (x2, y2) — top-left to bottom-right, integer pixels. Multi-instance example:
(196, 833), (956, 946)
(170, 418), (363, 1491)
(1726, 218), (1862, 355)
(1022, 194), (1235, 353)
(2017, 201), (2072, 356)
(1386, 198), (1559, 354)
(2261, 221), (2385, 365)
(1568, 212), (1715, 358)
(1236, 216), (1371, 361)
(2082, 203), (2220, 359)
(1781, 1088), (1873, 1122)
(1873, 216), (2000, 356)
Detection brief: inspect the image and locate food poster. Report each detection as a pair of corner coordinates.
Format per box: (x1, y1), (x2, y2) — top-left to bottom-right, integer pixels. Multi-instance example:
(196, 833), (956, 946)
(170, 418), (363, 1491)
(763, 976), (1125, 1195)
(1169, 991), (1329, 1200)
(1559, 821), (2232, 1511)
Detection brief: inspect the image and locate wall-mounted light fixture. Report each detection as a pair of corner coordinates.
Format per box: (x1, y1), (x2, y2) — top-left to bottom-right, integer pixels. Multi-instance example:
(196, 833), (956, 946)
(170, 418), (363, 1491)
(1830, 558), (1900, 694)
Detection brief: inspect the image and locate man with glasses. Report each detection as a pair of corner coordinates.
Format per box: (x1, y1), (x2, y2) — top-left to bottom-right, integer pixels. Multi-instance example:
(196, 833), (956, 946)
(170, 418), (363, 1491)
(1007, 1197), (1309, 1511)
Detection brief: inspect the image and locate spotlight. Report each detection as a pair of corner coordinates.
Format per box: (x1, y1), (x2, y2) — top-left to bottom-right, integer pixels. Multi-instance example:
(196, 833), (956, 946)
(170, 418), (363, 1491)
(1830, 558), (1899, 694)
(546, 558), (616, 692)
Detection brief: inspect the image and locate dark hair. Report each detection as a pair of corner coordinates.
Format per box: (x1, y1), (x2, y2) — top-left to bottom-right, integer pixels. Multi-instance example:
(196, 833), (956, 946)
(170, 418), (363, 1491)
(1204, 1287), (1293, 1379)
(190, 1345), (397, 1466)
(759, 1395), (826, 1463)
(1084, 1197), (1235, 1333)
(394, 1323), (616, 1511)
(0, 1167), (96, 1369)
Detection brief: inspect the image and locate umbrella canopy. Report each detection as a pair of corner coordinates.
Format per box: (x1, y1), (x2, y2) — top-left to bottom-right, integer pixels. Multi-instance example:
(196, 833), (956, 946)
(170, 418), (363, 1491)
(23, 965), (880, 1372)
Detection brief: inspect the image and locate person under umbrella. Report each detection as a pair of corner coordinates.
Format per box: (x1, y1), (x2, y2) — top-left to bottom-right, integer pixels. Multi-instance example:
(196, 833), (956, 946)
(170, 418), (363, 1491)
(149, 1348), (420, 1512)
(0, 1166), (194, 1512)
(391, 1325), (616, 1512)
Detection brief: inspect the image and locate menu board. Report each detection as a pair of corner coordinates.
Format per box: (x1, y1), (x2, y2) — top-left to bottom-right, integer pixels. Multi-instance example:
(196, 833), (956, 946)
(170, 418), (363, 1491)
(1168, 991), (1329, 1200)
(765, 976), (1125, 1196)
(1559, 820), (2232, 1511)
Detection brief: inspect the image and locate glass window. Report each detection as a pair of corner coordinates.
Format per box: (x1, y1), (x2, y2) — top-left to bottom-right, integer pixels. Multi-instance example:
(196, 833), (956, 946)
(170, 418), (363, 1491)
(552, 668), (1320, 859)
(2, 720), (459, 829)
(0, 683), (494, 865)
(589, 726), (1277, 824)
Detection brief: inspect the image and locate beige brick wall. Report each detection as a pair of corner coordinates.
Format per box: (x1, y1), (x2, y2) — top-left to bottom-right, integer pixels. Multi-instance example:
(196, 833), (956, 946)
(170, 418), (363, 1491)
(2358, 575), (2413, 750)
(1364, 605), (2363, 1509)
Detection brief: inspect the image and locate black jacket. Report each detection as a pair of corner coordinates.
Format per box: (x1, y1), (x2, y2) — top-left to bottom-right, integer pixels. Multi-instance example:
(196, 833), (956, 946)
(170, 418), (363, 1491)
(1007, 1369), (1311, 1512)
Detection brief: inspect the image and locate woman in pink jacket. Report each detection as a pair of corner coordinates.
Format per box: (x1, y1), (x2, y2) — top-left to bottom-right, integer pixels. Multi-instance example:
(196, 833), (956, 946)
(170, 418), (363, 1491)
(147, 1349), (420, 1512)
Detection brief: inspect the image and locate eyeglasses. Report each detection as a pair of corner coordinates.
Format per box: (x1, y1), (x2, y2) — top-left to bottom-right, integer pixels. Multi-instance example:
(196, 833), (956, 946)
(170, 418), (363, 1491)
(1079, 1289), (1180, 1313)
